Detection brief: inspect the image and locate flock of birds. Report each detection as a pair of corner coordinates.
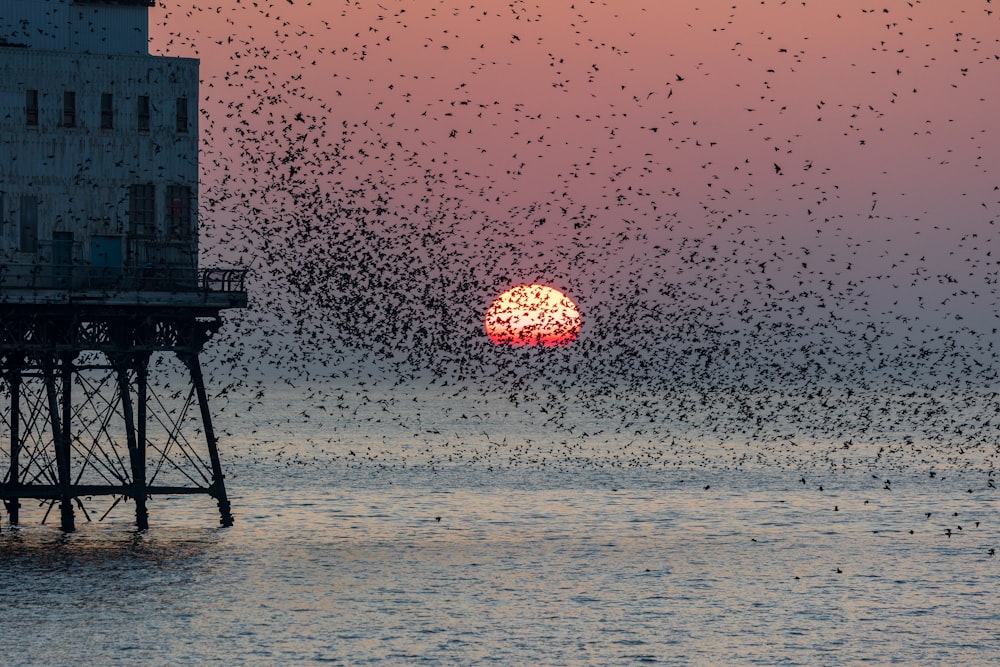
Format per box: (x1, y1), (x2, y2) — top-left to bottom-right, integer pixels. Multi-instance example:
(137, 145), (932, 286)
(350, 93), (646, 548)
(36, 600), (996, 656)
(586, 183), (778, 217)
(137, 0), (1000, 530)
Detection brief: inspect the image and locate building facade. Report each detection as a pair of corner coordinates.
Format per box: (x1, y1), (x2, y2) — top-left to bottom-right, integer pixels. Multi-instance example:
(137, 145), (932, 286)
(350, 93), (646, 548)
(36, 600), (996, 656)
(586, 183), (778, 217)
(1, 0), (201, 293)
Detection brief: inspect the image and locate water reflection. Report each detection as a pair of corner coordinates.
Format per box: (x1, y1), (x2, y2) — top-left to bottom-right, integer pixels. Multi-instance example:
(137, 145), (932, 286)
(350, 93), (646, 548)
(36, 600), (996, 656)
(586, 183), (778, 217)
(1, 469), (996, 665)
(2, 396), (997, 666)
(0, 522), (223, 568)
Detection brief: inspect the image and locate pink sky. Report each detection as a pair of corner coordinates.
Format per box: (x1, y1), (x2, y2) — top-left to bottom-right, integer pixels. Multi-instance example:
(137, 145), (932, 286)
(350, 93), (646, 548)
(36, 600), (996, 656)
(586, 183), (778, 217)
(149, 2), (1000, 369)
(153, 2), (998, 219)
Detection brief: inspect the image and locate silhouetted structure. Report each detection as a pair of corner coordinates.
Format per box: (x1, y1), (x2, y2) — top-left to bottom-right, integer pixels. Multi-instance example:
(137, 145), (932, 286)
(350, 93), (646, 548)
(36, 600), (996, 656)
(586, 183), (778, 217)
(0, 0), (246, 531)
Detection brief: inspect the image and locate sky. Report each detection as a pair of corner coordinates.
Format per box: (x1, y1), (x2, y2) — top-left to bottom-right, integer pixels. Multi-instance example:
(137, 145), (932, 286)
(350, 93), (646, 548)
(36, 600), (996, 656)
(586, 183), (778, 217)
(149, 1), (1000, 391)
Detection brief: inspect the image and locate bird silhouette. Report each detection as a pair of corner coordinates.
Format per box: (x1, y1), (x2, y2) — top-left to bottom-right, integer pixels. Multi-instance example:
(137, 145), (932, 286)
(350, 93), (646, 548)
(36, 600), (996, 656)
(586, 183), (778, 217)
(3, 1), (986, 525)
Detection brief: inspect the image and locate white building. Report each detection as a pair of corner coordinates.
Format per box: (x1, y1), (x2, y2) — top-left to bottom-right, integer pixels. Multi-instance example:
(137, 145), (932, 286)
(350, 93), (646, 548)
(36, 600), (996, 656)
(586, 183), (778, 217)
(0, 0), (205, 297)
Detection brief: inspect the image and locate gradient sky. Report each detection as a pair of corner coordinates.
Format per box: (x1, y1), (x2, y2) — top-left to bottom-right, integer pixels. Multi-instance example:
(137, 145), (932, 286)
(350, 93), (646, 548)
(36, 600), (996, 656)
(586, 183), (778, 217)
(149, 2), (1000, 384)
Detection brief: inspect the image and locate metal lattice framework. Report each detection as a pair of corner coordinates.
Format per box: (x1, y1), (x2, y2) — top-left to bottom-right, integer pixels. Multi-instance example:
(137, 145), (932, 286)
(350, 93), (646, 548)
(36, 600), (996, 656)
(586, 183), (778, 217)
(0, 305), (234, 531)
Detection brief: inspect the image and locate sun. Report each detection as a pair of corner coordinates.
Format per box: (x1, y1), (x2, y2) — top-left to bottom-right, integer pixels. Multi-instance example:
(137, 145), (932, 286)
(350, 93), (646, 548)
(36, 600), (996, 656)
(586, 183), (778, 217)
(484, 284), (582, 347)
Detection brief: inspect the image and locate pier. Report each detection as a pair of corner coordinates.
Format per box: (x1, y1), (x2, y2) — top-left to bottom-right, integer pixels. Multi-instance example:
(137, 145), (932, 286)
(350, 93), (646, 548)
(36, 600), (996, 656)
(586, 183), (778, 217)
(1, 0), (247, 530)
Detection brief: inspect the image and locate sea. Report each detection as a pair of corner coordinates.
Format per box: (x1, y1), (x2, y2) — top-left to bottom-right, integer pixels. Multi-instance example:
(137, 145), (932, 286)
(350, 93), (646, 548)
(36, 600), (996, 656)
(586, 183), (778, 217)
(1, 378), (997, 666)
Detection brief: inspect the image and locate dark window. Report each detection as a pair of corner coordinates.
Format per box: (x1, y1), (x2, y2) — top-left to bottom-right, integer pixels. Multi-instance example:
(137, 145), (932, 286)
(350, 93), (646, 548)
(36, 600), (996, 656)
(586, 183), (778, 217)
(62, 91), (76, 127)
(25, 89), (38, 126)
(175, 97), (188, 133)
(19, 195), (38, 253)
(137, 95), (150, 132)
(101, 92), (114, 129)
(165, 185), (193, 239)
(128, 184), (156, 238)
(52, 231), (73, 285)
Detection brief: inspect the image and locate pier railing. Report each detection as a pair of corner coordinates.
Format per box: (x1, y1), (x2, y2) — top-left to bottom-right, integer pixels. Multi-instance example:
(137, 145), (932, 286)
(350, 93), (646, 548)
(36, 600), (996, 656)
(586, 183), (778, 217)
(0, 262), (248, 295)
(198, 267), (248, 293)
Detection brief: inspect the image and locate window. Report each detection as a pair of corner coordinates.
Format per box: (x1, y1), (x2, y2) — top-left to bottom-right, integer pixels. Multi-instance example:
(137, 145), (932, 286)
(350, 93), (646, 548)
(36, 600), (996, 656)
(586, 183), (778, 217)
(101, 93), (114, 129)
(137, 95), (150, 132)
(19, 196), (38, 253)
(62, 91), (76, 127)
(52, 231), (73, 285)
(128, 184), (156, 238)
(175, 97), (188, 133)
(25, 89), (38, 126)
(165, 185), (193, 239)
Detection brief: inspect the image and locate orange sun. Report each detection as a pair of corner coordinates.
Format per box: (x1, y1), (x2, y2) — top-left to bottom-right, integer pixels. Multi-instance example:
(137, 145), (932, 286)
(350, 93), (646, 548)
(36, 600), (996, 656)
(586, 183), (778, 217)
(484, 284), (582, 347)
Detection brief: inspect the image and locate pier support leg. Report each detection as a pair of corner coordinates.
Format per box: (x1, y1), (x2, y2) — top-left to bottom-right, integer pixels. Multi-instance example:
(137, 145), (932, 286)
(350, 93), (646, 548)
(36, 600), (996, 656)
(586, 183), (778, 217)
(5, 366), (21, 525)
(58, 354), (75, 532)
(45, 355), (75, 532)
(184, 353), (233, 527)
(118, 354), (149, 531)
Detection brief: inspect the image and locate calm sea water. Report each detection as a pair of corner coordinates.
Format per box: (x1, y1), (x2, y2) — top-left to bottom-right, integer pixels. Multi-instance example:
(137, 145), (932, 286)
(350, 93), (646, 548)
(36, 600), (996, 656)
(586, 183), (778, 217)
(2, 381), (997, 666)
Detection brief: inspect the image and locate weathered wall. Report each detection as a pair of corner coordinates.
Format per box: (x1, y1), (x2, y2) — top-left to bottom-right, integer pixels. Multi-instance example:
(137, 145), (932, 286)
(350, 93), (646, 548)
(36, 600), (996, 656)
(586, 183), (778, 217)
(0, 0), (150, 55)
(0, 47), (198, 271)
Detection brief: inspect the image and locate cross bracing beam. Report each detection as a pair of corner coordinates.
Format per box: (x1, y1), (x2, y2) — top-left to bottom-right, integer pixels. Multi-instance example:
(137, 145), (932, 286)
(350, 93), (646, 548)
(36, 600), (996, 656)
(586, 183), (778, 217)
(0, 306), (234, 531)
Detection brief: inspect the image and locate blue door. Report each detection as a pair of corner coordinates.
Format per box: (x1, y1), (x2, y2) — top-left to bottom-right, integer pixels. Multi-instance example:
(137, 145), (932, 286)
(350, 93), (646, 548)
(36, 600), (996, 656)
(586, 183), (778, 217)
(91, 235), (122, 287)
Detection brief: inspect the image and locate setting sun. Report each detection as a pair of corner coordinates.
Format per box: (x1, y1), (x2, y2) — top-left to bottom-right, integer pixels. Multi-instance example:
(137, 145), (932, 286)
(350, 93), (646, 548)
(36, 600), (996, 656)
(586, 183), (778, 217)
(484, 284), (582, 346)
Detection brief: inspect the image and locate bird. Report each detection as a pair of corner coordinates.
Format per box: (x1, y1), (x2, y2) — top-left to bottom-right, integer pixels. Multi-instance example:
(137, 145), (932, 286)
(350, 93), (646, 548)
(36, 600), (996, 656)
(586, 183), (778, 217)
(4, 0), (991, 571)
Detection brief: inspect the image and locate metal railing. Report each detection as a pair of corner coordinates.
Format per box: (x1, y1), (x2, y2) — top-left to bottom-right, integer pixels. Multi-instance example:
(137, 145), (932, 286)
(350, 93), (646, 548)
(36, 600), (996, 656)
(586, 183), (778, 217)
(198, 267), (248, 293)
(0, 263), (248, 294)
